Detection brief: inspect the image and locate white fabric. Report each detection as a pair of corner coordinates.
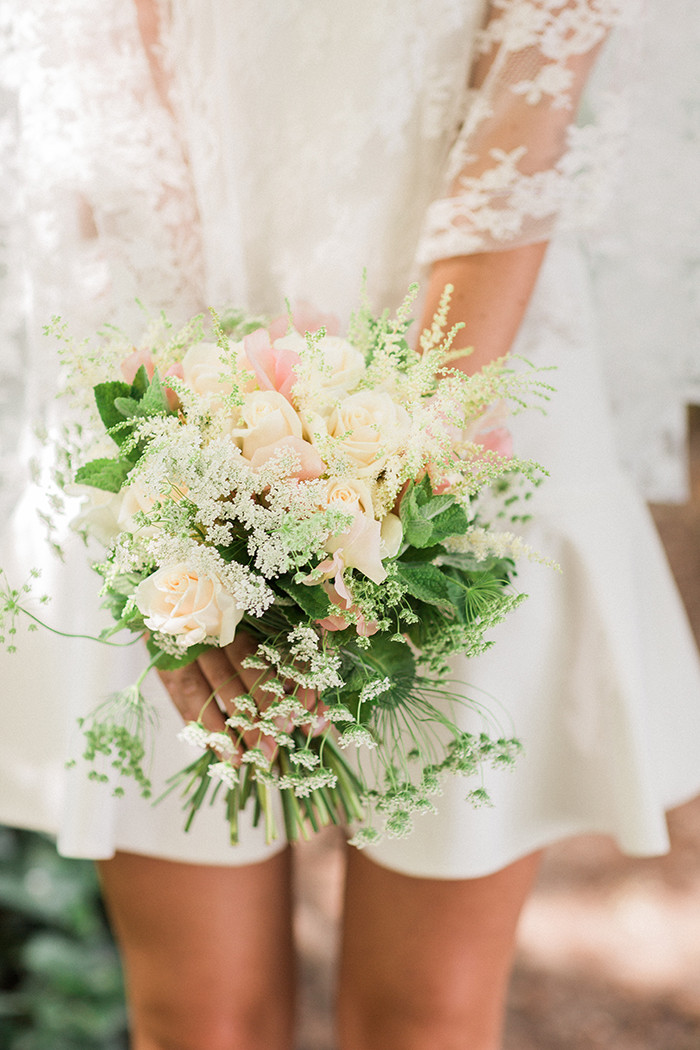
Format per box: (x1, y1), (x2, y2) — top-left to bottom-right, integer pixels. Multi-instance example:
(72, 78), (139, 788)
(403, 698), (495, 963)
(0, 0), (699, 874)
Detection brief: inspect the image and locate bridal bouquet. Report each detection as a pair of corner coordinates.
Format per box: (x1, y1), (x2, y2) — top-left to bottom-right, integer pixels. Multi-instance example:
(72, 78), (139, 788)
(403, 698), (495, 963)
(40, 285), (546, 846)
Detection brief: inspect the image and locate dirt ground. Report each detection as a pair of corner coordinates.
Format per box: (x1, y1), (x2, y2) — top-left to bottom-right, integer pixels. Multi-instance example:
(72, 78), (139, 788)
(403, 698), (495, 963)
(292, 407), (700, 1050)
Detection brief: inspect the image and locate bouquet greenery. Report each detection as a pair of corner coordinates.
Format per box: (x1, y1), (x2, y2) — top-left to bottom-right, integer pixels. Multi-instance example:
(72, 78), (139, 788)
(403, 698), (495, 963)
(8, 285), (549, 847)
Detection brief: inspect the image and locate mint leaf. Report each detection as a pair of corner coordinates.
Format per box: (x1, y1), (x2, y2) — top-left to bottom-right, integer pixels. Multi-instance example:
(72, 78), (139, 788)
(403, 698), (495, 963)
(74, 457), (132, 493)
(139, 370), (171, 416)
(114, 371), (171, 420)
(130, 364), (151, 399)
(278, 578), (332, 620)
(94, 381), (133, 446)
(428, 503), (470, 545)
(395, 562), (452, 608)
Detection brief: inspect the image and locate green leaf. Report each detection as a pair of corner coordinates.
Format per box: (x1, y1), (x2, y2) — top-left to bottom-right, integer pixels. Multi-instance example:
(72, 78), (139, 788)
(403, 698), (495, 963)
(139, 369), (171, 416)
(402, 516), (435, 548)
(397, 543), (444, 564)
(94, 381), (132, 445)
(277, 577), (332, 620)
(130, 363), (150, 399)
(395, 562), (452, 608)
(74, 458), (132, 493)
(113, 371), (170, 421)
(399, 477), (462, 548)
(428, 503), (470, 545)
(113, 396), (141, 417)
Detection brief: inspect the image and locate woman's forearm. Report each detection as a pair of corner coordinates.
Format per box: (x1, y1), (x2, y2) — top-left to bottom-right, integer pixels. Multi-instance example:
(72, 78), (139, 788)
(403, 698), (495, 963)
(420, 242), (549, 374)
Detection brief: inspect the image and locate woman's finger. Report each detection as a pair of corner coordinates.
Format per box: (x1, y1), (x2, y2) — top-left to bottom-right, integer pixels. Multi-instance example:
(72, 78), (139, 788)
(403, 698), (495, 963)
(198, 642), (278, 762)
(157, 661), (229, 735)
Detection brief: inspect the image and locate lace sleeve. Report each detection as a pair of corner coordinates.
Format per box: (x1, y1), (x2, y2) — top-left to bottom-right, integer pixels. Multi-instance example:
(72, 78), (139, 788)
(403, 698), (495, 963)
(418, 0), (637, 263)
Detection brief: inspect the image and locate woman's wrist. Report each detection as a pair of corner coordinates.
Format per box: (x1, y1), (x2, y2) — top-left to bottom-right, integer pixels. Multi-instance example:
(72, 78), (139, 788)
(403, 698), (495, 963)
(419, 243), (549, 374)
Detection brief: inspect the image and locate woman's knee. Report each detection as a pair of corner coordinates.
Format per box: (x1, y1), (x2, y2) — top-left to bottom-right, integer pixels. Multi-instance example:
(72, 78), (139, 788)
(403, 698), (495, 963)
(131, 995), (294, 1050)
(338, 969), (504, 1050)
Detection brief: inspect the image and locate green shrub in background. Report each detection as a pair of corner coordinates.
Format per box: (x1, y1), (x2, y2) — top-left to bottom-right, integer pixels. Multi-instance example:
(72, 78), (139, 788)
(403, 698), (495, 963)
(0, 826), (127, 1050)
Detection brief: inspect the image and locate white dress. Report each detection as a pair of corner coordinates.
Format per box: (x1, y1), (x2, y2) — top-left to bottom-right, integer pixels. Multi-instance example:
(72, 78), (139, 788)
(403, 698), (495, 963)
(1, 0), (699, 877)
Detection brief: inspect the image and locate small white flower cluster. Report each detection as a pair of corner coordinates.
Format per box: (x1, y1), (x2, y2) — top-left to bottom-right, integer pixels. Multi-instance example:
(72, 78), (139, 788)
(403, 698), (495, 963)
(443, 526), (558, 567)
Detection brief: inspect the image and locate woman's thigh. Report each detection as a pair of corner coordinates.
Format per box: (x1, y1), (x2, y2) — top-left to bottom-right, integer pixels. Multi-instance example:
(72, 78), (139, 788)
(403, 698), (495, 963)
(338, 847), (541, 1050)
(98, 848), (295, 1050)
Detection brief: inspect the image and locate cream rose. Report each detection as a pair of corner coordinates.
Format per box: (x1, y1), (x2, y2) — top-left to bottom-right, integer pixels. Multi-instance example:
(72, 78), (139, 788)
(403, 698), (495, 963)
(275, 332), (365, 395)
(323, 478), (386, 584)
(71, 488), (122, 546)
(236, 390), (304, 461)
(379, 512), (403, 558)
(181, 341), (255, 422)
(134, 562), (243, 647)
(325, 390), (410, 476)
(117, 477), (189, 537)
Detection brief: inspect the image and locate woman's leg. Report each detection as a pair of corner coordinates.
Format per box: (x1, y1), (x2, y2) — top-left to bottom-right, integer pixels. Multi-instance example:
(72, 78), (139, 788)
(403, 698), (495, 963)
(337, 848), (541, 1050)
(98, 848), (295, 1050)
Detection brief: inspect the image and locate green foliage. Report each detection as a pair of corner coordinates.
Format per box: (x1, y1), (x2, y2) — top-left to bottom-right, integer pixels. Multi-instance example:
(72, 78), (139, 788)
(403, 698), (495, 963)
(77, 368), (178, 495)
(394, 562), (452, 608)
(0, 827), (127, 1050)
(399, 475), (470, 549)
(276, 576), (333, 621)
(113, 368), (171, 421)
(93, 381), (132, 446)
(73, 458), (132, 494)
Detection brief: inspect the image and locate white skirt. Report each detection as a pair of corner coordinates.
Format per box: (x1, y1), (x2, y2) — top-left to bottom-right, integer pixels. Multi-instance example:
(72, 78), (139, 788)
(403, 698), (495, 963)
(2, 239), (700, 876)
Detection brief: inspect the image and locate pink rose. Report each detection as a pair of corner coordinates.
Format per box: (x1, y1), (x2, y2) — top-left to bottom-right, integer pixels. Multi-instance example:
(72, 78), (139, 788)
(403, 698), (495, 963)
(242, 328), (301, 402)
(121, 348), (155, 384)
(267, 302), (340, 341)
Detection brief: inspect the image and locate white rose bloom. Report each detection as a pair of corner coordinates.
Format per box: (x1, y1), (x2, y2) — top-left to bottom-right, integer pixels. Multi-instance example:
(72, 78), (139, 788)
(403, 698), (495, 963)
(273, 332), (307, 354)
(316, 336), (365, 393)
(117, 477), (158, 536)
(182, 341), (249, 422)
(277, 331), (365, 403)
(135, 562), (243, 647)
(379, 512), (403, 558)
(325, 390), (410, 476)
(323, 477), (386, 584)
(236, 390), (304, 461)
(324, 477), (374, 517)
(71, 488), (122, 546)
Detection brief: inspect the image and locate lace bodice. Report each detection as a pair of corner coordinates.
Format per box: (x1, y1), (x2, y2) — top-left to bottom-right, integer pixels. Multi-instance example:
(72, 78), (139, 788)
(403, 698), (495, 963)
(1, 0), (698, 503)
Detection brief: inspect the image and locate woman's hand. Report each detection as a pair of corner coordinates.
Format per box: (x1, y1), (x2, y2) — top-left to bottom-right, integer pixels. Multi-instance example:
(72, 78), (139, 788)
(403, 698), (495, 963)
(157, 631), (319, 764)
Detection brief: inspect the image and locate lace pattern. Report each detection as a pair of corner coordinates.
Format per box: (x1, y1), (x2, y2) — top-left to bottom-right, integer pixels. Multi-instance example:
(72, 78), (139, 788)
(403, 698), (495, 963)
(417, 0), (638, 261)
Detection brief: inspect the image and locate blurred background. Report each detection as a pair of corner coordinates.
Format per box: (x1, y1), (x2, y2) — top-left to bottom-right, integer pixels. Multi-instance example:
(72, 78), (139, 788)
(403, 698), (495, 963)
(1, 405), (699, 1050)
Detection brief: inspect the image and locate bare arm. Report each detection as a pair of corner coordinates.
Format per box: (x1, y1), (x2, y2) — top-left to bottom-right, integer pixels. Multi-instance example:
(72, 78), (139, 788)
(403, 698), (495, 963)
(419, 242), (549, 373)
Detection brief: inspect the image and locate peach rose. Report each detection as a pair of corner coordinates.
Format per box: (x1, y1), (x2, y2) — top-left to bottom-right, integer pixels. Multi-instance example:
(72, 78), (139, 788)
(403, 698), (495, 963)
(324, 391), (410, 476)
(248, 435), (326, 480)
(134, 562), (243, 647)
(316, 577), (379, 637)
